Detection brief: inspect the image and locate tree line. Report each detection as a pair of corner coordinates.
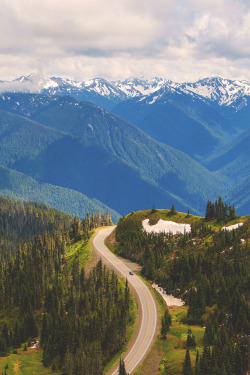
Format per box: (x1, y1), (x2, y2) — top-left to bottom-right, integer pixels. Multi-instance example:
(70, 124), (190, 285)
(0, 198), (132, 374)
(0, 197), (72, 260)
(0, 196), (112, 260)
(115, 203), (249, 374)
(205, 196), (236, 222)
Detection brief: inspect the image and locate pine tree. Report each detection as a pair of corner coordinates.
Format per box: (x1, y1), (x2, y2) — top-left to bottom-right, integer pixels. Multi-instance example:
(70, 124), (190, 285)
(118, 358), (128, 375)
(13, 321), (21, 348)
(183, 349), (193, 375)
(161, 309), (172, 339)
(151, 204), (157, 213)
(40, 315), (48, 347)
(170, 204), (177, 215)
(161, 317), (167, 339)
(186, 328), (196, 349)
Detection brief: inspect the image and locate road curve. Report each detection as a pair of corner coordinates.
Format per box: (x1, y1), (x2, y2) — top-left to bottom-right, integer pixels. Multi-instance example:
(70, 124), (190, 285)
(92, 226), (158, 375)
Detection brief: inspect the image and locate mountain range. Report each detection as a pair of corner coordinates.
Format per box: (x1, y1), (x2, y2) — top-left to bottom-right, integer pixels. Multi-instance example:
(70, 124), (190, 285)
(0, 74), (249, 217)
(1, 74), (250, 110)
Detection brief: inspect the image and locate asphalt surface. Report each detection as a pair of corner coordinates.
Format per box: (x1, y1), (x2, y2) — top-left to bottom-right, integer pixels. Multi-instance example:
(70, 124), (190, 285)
(92, 226), (158, 375)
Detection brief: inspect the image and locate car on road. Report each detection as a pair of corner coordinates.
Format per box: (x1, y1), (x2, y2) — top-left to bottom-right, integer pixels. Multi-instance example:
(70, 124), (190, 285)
(129, 271), (134, 275)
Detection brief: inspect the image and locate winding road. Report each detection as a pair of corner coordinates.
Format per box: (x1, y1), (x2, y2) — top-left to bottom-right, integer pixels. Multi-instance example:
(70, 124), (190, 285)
(92, 226), (158, 375)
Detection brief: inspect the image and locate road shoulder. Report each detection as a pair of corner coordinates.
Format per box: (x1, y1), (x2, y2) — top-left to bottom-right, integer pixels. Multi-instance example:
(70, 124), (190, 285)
(92, 227), (159, 374)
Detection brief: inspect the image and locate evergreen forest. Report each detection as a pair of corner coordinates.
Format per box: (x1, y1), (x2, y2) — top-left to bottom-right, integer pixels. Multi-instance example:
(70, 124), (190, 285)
(114, 201), (250, 375)
(0, 197), (72, 260)
(0, 198), (132, 375)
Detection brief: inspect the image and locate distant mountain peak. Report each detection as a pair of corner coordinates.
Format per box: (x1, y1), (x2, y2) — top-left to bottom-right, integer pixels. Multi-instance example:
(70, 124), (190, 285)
(112, 77), (167, 98)
(0, 74), (250, 110)
(0, 74), (58, 94)
(178, 77), (250, 108)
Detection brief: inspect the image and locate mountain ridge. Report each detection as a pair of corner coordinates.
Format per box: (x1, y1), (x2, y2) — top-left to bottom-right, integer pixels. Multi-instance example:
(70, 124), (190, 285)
(0, 98), (228, 215)
(1, 74), (250, 110)
(0, 163), (121, 221)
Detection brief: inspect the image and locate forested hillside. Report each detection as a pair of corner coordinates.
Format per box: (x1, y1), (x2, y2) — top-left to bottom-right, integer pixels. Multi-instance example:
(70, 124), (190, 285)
(0, 77), (249, 217)
(0, 197), (72, 260)
(0, 164), (121, 222)
(226, 175), (250, 215)
(113, 87), (226, 159)
(0, 95), (228, 216)
(0, 198), (132, 375)
(113, 203), (250, 374)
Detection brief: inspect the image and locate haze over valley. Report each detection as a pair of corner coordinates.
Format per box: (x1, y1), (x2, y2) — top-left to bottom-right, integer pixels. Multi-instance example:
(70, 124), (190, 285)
(0, 74), (249, 217)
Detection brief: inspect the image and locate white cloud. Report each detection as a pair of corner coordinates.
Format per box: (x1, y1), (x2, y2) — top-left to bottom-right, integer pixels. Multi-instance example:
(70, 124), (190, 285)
(0, 0), (249, 81)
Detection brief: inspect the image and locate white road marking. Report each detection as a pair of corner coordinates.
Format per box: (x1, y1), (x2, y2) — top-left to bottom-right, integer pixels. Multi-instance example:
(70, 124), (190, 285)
(92, 227), (158, 374)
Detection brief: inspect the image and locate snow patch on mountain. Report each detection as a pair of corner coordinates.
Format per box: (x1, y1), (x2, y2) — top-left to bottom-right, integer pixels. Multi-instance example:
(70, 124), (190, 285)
(142, 219), (191, 235)
(222, 223), (243, 231)
(177, 77), (250, 108)
(113, 77), (167, 98)
(0, 75), (249, 110)
(2, 74), (59, 93)
(83, 78), (126, 100)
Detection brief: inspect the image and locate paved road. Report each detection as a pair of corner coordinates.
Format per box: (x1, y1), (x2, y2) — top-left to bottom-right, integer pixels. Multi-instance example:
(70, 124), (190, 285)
(92, 226), (158, 375)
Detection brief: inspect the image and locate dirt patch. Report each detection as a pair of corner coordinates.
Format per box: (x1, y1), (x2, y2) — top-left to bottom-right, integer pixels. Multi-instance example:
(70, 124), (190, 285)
(116, 256), (142, 273)
(136, 345), (164, 375)
(14, 360), (20, 373)
(84, 253), (98, 276)
(106, 228), (118, 247)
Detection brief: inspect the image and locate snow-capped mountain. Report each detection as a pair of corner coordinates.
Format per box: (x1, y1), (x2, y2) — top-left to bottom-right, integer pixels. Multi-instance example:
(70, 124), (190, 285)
(0, 74), (167, 100)
(0, 75), (130, 109)
(0, 74), (58, 94)
(49, 77), (127, 101)
(83, 78), (127, 100)
(177, 77), (250, 109)
(131, 77), (250, 110)
(133, 81), (192, 105)
(112, 77), (167, 98)
(0, 74), (250, 111)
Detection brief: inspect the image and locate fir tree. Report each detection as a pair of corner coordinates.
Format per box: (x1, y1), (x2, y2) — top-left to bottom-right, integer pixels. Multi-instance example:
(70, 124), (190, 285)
(170, 204), (177, 215)
(118, 358), (128, 375)
(183, 349), (193, 375)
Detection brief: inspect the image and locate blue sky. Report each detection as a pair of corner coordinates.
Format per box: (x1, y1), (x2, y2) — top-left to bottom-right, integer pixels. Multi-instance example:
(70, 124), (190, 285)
(0, 0), (249, 81)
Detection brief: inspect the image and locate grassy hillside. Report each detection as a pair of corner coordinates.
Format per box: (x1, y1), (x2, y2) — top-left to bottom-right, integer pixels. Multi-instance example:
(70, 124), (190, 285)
(0, 349), (58, 375)
(109, 207), (250, 374)
(117, 207), (247, 231)
(133, 290), (205, 375)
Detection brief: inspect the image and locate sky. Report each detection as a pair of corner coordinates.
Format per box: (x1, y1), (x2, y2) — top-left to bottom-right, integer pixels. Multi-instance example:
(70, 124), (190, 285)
(0, 0), (249, 82)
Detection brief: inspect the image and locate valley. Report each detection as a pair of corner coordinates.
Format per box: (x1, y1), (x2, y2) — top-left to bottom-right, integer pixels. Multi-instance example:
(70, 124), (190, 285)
(0, 74), (249, 374)
(1, 1), (249, 374)
(0, 74), (249, 218)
